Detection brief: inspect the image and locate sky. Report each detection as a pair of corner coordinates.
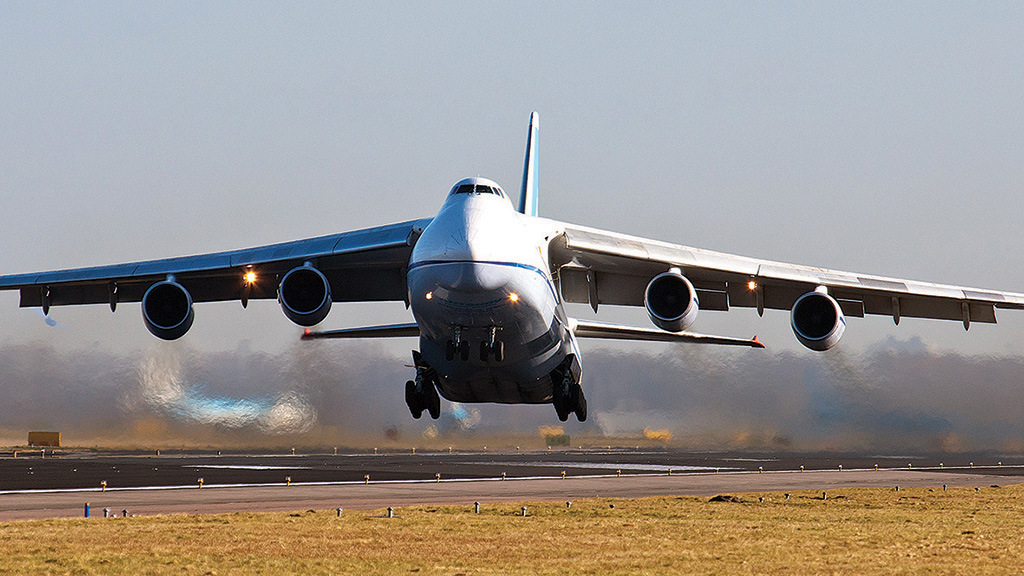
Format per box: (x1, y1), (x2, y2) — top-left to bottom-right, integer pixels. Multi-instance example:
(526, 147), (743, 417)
(2, 3), (1024, 448)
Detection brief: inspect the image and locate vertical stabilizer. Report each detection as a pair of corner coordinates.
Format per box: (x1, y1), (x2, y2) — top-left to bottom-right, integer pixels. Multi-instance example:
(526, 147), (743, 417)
(519, 111), (539, 216)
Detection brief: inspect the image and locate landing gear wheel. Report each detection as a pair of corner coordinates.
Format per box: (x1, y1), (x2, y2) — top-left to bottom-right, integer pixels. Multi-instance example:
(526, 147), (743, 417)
(493, 340), (504, 362)
(426, 384), (441, 420)
(479, 341), (490, 362)
(445, 340), (456, 361)
(571, 385), (588, 422)
(556, 406), (571, 422)
(459, 340), (470, 361)
(405, 380), (423, 419)
(553, 377), (572, 422)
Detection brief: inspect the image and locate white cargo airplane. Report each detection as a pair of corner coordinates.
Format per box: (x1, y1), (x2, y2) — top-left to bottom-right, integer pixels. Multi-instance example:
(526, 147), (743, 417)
(3, 112), (1024, 422)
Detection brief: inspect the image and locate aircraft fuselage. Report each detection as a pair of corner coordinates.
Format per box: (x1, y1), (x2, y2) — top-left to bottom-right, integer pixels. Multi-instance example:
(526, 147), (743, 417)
(407, 179), (579, 404)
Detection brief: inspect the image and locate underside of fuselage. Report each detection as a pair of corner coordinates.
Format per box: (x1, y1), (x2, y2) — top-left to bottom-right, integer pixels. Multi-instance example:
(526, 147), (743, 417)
(409, 260), (571, 404)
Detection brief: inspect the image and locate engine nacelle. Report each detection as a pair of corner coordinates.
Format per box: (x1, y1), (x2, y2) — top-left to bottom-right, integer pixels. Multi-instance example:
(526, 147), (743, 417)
(644, 271), (699, 332)
(279, 264), (332, 326)
(142, 280), (195, 340)
(790, 290), (845, 351)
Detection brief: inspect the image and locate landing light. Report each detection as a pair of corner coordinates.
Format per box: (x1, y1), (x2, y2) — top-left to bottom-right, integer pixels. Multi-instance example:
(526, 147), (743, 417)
(245, 271), (257, 284)
(509, 292), (519, 303)
(747, 280), (757, 291)
(425, 292), (433, 300)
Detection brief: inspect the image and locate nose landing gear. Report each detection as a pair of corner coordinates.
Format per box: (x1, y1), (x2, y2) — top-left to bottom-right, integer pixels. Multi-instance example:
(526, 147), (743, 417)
(445, 327), (470, 361)
(479, 327), (504, 362)
(447, 326), (504, 362)
(406, 350), (441, 420)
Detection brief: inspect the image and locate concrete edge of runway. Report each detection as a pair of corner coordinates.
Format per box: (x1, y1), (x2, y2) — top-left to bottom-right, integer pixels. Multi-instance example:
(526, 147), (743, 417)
(1, 468), (1016, 522)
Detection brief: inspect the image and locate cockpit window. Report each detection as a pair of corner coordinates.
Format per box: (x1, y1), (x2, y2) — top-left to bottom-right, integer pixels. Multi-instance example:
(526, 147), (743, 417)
(453, 183), (503, 197)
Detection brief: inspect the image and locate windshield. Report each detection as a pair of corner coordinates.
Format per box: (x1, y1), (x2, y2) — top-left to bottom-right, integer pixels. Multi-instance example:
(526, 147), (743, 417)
(453, 183), (502, 196)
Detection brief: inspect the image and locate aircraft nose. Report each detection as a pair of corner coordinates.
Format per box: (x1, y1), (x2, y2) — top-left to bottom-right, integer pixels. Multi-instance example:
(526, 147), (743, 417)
(434, 262), (514, 294)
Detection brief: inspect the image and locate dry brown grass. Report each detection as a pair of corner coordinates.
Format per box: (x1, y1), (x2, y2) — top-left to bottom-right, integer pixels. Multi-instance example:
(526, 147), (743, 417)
(2, 485), (1024, 575)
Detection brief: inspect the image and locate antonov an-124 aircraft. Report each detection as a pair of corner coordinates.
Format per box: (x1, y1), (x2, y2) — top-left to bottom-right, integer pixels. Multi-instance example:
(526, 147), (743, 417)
(3, 112), (1024, 422)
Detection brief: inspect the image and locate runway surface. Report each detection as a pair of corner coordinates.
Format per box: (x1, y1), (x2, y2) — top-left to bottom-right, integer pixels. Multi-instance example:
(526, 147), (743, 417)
(1, 449), (1021, 520)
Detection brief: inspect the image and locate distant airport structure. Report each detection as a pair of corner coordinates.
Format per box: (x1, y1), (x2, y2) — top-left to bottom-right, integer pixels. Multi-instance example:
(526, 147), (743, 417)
(27, 431), (61, 447)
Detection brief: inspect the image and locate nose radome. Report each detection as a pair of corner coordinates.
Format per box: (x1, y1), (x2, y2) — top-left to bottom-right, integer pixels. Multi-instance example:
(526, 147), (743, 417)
(434, 262), (515, 294)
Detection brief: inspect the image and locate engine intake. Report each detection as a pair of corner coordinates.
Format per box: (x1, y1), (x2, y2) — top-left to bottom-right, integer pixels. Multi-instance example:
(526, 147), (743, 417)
(142, 280), (194, 340)
(791, 290), (845, 351)
(279, 264), (332, 326)
(644, 271), (698, 332)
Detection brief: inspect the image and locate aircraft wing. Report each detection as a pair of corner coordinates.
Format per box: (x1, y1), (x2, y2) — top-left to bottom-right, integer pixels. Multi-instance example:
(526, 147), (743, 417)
(549, 222), (1024, 327)
(0, 218), (431, 310)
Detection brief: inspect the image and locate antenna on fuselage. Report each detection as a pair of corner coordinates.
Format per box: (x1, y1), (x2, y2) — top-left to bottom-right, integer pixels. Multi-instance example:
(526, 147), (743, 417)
(518, 111), (539, 217)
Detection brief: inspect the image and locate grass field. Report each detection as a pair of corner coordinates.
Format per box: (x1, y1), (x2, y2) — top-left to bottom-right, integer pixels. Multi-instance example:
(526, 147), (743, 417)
(2, 485), (1023, 575)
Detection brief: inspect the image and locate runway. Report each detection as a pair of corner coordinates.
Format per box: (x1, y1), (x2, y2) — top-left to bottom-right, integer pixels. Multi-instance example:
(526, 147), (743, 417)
(1, 449), (1020, 521)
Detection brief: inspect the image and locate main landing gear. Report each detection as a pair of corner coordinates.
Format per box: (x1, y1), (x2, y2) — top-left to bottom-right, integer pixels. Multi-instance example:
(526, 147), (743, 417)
(446, 326), (504, 362)
(406, 350), (441, 420)
(551, 355), (587, 422)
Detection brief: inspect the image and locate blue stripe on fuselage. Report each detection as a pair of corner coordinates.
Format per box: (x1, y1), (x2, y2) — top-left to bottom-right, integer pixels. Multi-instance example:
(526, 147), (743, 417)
(408, 259), (558, 301)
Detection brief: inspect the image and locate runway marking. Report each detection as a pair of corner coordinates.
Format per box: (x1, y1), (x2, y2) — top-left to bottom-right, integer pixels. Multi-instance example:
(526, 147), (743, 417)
(188, 465), (313, 471)
(1, 464), (1018, 497)
(489, 462), (736, 472)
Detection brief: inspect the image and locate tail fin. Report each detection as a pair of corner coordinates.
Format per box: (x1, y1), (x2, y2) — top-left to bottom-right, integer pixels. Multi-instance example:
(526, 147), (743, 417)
(518, 111), (539, 216)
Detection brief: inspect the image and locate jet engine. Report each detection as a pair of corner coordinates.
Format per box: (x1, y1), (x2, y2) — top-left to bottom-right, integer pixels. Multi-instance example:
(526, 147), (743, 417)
(644, 270), (699, 332)
(279, 264), (332, 326)
(141, 279), (194, 340)
(790, 289), (845, 351)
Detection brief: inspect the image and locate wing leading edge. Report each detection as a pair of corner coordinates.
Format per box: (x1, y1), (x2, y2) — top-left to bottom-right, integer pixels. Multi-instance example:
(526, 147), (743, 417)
(548, 222), (1024, 329)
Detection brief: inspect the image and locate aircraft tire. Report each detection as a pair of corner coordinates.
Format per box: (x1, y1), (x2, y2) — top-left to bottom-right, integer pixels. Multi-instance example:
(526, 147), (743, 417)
(479, 341), (489, 362)
(574, 392), (587, 422)
(493, 340), (504, 362)
(459, 341), (470, 361)
(405, 380), (423, 419)
(426, 381), (441, 419)
(556, 406), (570, 422)
(445, 340), (455, 361)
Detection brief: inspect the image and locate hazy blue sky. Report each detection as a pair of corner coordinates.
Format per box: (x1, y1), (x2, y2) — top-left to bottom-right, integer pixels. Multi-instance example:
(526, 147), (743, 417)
(3, 2), (1024, 357)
